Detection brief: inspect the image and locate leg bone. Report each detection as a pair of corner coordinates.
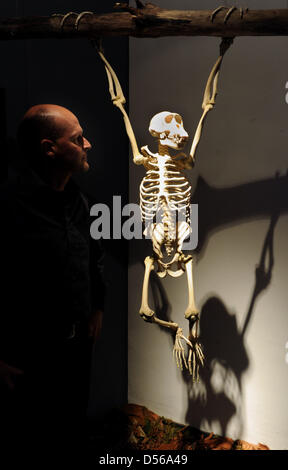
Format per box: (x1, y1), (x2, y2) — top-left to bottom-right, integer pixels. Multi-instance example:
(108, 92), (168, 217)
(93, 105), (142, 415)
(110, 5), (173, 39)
(184, 258), (199, 319)
(139, 256), (155, 322)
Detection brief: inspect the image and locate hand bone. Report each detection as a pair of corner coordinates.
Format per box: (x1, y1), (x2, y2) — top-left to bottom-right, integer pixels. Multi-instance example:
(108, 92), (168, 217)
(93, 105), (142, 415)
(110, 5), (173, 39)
(173, 327), (193, 371)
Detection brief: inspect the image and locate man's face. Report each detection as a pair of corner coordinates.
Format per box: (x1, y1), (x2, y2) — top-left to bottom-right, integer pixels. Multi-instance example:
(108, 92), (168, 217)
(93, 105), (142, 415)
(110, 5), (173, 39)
(51, 110), (92, 173)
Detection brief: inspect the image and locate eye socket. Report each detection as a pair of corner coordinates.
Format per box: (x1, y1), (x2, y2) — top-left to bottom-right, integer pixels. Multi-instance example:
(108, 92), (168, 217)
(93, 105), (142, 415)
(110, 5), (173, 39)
(165, 114), (173, 123)
(164, 114), (182, 124)
(175, 114), (182, 124)
(73, 135), (84, 147)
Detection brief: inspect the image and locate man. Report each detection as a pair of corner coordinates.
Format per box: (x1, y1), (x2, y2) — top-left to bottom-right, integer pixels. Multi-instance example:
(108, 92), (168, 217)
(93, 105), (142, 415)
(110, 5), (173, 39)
(0, 105), (105, 455)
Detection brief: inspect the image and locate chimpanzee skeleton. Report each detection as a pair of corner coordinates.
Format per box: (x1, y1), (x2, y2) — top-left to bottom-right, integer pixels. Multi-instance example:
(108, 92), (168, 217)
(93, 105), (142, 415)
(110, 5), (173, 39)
(93, 35), (233, 380)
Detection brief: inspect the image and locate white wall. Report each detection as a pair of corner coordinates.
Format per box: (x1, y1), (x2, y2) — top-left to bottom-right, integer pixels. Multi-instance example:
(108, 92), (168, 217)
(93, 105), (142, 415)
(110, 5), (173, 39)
(128, 0), (288, 449)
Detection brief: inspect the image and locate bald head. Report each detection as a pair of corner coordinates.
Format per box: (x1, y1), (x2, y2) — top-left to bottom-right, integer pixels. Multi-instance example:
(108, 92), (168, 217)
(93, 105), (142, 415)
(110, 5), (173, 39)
(24, 104), (75, 120)
(17, 104), (78, 163)
(17, 104), (91, 177)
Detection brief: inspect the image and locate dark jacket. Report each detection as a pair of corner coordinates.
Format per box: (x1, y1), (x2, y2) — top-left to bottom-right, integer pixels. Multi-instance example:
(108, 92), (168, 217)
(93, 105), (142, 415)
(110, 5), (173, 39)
(1, 164), (105, 366)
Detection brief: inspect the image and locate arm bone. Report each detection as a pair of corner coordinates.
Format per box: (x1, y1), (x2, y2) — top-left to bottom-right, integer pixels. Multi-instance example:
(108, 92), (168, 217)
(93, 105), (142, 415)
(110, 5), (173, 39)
(188, 37), (234, 167)
(95, 42), (145, 165)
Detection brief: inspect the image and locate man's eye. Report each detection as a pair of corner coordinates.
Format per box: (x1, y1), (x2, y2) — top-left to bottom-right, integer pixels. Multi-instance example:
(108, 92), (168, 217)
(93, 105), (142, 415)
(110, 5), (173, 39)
(75, 135), (84, 146)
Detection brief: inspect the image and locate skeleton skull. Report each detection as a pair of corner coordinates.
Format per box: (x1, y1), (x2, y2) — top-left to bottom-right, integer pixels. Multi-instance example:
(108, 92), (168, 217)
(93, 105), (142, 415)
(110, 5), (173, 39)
(149, 111), (189, 150)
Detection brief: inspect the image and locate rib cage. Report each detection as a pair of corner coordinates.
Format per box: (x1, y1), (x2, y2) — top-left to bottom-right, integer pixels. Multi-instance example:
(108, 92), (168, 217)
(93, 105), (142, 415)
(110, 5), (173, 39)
(140, 153), (191, 229)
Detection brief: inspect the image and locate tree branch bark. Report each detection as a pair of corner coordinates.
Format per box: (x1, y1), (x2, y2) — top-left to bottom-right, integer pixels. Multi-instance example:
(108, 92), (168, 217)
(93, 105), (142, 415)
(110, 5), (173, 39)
(0, 4), (288, 40)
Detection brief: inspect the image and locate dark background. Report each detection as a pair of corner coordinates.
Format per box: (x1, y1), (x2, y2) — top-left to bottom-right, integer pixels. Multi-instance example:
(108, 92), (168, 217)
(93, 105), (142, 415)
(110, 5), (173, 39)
(1, 1), (128, 419)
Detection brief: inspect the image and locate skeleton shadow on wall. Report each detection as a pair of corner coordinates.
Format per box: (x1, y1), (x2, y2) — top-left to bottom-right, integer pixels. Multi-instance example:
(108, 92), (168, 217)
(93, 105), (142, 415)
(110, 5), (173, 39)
(184, 209), (280, 437)
(136, 171), (287, 436)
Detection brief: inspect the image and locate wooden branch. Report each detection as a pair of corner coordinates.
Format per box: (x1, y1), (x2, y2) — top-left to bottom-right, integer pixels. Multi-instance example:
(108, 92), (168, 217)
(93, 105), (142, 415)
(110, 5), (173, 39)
(0, 4), (288, 40)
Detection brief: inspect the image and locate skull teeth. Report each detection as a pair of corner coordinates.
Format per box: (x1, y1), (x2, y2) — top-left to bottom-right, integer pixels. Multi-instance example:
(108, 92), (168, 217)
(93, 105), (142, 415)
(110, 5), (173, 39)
(170, 135), (183, 144)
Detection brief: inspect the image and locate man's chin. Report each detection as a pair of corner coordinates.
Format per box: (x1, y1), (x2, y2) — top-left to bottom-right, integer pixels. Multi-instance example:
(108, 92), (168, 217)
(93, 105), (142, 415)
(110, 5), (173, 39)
(82, 161), (90, 172)
(78, 160), (90, 173)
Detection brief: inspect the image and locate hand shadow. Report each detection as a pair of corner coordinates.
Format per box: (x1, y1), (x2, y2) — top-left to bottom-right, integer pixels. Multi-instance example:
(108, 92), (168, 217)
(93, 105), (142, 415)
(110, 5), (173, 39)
(183, 210), (279, 437)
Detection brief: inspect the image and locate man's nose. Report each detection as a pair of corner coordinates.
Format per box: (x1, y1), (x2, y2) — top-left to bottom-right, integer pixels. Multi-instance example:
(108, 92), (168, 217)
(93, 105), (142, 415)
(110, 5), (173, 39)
(83, 137), (92, 150)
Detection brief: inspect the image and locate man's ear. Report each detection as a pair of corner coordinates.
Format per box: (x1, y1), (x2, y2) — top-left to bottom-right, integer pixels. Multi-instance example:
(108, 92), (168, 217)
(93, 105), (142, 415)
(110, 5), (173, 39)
(41, 139), (56, 159)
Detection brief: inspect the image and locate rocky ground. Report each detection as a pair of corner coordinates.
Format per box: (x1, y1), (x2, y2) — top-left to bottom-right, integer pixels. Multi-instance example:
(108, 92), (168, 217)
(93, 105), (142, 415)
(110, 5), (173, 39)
(87, 404), (269, 451)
